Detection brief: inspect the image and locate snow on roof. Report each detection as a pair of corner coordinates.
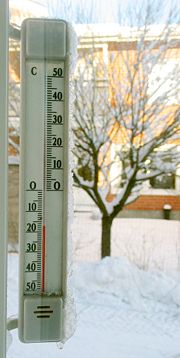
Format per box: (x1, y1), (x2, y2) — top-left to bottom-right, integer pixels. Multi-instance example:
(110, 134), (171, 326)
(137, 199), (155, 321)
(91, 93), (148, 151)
(75, 23), (125, 37)
(75, 23), (180, 41)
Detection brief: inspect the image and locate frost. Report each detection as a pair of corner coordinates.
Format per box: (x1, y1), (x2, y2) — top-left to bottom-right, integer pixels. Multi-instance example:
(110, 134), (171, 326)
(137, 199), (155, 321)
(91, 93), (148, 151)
(60, 22), (77, 343)
(6, 331), (13, 351)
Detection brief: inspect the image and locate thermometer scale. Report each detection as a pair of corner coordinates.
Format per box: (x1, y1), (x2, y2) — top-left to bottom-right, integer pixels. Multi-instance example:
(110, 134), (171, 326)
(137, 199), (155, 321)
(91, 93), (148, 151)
(19, 19), (71, 343)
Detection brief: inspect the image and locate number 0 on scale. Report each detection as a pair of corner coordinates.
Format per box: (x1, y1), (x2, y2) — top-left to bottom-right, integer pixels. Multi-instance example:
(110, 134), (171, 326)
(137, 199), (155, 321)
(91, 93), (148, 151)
(19, 19), (70, 343)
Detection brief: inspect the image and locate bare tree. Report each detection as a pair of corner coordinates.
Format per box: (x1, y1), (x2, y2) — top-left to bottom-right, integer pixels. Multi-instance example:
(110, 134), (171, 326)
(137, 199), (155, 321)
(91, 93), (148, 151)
(8, 1), (180, 258)
(116, 0), (180, 26)
(73, 16), (180, 258)
(45, 0), (96, 23)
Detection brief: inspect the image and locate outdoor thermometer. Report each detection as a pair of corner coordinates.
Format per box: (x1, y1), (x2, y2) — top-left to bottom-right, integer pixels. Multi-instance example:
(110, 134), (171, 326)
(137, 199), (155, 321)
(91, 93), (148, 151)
(19, 18), (72, 343)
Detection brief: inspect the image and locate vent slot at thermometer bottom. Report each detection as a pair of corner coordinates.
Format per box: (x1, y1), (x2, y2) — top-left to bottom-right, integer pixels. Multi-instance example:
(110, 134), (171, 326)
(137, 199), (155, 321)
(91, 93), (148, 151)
(23, 296), (63, 342)
(34, 306), (53, 318)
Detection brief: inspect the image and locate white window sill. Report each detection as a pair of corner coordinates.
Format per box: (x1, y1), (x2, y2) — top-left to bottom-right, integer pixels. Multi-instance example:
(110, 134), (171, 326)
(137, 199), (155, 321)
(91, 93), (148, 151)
(141, 188), (179, 196)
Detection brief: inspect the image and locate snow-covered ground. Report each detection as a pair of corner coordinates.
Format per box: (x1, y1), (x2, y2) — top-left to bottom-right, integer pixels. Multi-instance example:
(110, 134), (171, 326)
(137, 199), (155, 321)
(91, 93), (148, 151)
(7, 217), (180, 358)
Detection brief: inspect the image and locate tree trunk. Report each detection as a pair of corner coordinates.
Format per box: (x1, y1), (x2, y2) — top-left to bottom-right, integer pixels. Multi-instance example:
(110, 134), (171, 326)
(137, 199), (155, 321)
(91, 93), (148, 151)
(101, 215), (113, 258)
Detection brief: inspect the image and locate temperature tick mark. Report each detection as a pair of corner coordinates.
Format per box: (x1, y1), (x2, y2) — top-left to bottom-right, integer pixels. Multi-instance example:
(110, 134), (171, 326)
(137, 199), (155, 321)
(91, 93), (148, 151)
(37, 306), (50, 309)
(47, 75), (64, 78)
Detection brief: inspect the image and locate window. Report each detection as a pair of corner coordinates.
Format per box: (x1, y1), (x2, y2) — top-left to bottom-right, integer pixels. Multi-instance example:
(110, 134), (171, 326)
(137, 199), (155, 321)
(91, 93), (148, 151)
(150, 173), (175, 189)
(110, 144), (129, 193)
(148, 59), (180, 105)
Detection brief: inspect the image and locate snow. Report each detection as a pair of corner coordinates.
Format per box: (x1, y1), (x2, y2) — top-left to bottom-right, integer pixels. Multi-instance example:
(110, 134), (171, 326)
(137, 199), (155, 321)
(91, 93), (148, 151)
(61, 21), (78, 343)
(7, 217), (180, 357)
(74, 24), (180, 40)
(8, 156), (20, 165)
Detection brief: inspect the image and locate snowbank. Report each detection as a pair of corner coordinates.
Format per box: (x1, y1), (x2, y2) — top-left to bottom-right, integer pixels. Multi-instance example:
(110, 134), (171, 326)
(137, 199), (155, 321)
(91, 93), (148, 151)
(7, 254), (180, 358)
(73, 256), (180, 309)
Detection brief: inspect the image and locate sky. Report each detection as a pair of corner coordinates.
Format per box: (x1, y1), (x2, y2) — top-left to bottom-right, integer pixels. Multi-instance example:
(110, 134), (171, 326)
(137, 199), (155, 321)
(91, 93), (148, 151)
(44, 0), (179, 24)
(10, 0), (179, 25)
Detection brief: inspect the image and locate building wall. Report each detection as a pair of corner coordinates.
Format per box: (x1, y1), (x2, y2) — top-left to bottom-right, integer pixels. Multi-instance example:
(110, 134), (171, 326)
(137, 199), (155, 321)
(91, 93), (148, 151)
(9, 26), (180, 227)
(118, 209), (180, 220)
(74, 187), (180, 220)
(124, 195), (180, 220)
(125, 195), (180, 211)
